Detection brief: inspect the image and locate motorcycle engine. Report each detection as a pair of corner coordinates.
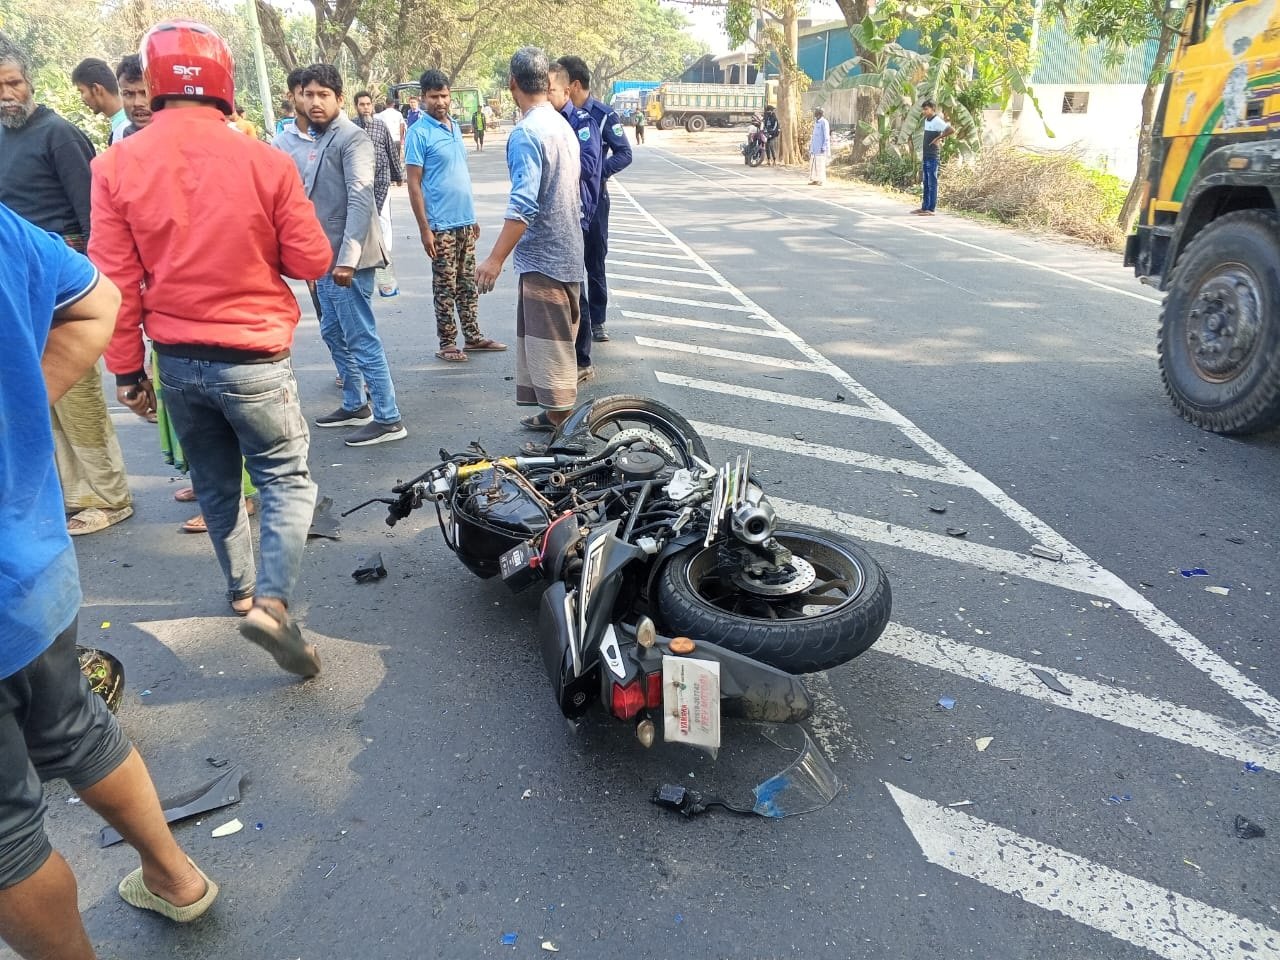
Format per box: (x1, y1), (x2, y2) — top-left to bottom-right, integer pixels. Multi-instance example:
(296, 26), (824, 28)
(615, 449), (669, 481)
(459, 468), (548, 536)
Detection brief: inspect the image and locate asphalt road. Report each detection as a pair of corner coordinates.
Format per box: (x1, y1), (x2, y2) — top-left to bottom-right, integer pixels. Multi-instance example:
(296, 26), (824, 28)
(19, 126), (1278, 960)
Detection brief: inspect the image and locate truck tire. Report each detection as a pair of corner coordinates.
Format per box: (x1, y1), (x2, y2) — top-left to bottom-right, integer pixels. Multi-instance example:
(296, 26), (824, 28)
(685, 114), (706, 133)
(1159, 209), (1280, 434)
(658, 115), (676, 131)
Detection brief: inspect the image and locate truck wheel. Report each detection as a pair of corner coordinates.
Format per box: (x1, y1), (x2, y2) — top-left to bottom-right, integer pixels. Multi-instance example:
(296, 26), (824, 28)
(658, 116), (675, 131)
(1159, 209), (1280, 434)
(685, 114), (706, 133)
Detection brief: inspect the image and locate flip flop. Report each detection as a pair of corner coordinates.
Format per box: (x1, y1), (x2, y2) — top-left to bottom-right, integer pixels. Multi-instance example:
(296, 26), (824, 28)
(67, 505), (134, 536)
(182, 500), (256, 534)
(174, 486), (197, 503)
(230, 596), (254, 616)
(435, 348), (469, 362)
(118, 857), (218, 923)
(239, 604), (322, 678)
(464, 338), (508, 352)
(520, 412), (556, 431)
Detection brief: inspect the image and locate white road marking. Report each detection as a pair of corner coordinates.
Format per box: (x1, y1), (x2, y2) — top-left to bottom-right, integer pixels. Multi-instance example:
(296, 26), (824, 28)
(611, 228), (662, 237)
(623, 312), (787, 338)
(607, 272), (726, 292)
(876, 624), (1280, 767)
(608, 237), (685, 249)
(693, 423), (962, 486)
(634, 336), (818, 371)
(614, 182), (1280, 730)
(615, 290), (756, 312)
(609, 259), (712, 275)
(608, 247), (697, 262)
(886, 784), (1280, 960)
(654, 371), (890, 420)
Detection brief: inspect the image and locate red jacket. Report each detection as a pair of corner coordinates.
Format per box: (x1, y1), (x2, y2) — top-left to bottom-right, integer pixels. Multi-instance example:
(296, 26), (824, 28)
(91, 106), (331, 379)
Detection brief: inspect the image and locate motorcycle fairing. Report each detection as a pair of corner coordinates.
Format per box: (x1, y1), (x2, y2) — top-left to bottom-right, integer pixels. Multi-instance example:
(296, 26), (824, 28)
(539, 580), (597, 718)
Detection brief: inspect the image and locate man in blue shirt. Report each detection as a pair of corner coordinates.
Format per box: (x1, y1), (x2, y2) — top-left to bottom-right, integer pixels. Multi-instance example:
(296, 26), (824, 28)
(405, 94), (424, 128)
(405, 69), (507, 362)
(0, 202), (218, 957)
(548, 62), (602, 383)
(556, 56), (632, 366)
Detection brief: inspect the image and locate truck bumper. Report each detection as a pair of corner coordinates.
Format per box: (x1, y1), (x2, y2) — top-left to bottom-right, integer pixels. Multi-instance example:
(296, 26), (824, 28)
(1126, 225), (1173, 288)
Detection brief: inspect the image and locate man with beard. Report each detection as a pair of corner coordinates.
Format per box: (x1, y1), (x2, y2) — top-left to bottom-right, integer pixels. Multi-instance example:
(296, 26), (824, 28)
(353, 89), (404, 298)
(0, 33), (134, 537)
(114, 55), (151, 138)
(279, 63), (407, 445)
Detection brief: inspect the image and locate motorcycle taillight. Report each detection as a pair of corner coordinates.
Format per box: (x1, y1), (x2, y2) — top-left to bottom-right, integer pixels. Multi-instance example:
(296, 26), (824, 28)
(609, 679), (646, 721)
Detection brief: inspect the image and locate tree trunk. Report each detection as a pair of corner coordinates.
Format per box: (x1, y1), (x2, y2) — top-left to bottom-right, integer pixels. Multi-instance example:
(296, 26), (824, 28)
(1119, 16), (1179, 231)
(777, 5), (801, 163)
(834, 0), (873, 160)
(256, 0), (300, 73)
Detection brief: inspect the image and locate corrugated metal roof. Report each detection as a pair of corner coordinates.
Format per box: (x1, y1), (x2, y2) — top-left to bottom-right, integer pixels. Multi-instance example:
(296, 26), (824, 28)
(1030, 21), (1160, 84)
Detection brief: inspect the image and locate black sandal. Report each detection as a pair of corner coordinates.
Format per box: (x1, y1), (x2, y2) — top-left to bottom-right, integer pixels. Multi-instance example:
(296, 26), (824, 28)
(520, 412), (556, 432)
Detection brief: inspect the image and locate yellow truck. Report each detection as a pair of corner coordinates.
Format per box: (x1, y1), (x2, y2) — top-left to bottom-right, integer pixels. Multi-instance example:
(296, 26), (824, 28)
(1125, 0), (1280, 433)
(645, 80), (777, 132)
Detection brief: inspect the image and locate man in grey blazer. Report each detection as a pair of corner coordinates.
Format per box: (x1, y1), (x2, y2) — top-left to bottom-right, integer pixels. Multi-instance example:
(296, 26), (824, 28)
(279, 63), (407, 446)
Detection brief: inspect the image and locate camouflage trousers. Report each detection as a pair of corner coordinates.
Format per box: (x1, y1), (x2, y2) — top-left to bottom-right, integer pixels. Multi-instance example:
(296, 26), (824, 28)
(431, 227), (482, 348)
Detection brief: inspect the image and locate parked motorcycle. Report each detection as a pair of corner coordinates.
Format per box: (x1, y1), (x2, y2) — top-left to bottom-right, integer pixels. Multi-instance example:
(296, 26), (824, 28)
(349, 396), (891, 752)
(741, 114), (767, 167)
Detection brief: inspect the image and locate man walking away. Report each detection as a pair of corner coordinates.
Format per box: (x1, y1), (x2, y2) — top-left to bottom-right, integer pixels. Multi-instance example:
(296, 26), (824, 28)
(633, 108), (645, 144)
(0, 35), (134, 537)
(472, 105), (485, 150)
(376, 97), (406, 156)
(915, 100), (954, 216)
(556, 55), (631, 360)
(353, 89), (404, 298)
(114, 55), (151, 138)
(548, 61), (602, 385)
(94, 21), (332, 676)
(808, 107), (830, 185)
(72, 58), (127, 144)
(762, 104), (779, 165)
(406, 69), (507, 363)
(476, 47), (584, 431)
(284, 63), (407, 446)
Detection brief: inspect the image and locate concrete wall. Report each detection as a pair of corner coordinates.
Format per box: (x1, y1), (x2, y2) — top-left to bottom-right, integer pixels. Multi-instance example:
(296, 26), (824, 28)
(989, 83), (1145, 177)
(803, 87), (859, 126)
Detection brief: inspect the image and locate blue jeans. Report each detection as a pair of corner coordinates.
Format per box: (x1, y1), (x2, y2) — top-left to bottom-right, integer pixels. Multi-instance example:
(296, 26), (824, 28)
(922, 155), (940, 212)
(315, 269), (401, 424)
(156, 355), (317, 605)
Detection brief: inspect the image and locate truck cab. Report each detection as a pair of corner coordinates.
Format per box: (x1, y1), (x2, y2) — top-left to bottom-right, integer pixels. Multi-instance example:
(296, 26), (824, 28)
(1126, 0), (1280, 433)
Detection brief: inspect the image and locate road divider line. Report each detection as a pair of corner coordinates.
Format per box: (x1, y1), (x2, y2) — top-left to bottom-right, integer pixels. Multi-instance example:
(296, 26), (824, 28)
(694, 424), (961, 486)
(608, 237), (686, 249)
(624, 313), (786, 338)
(886, 784), (1280, 960)
(876, 624), (1280, 767)
(609, 248), (698, 262)
(609, 259), (711, 275)
(610, 228), (661, 237)
(617, 291), (756, 312)
(654, 371), (889, 419)
(607, 272), (727, 292)
(634, 337), (818, 370)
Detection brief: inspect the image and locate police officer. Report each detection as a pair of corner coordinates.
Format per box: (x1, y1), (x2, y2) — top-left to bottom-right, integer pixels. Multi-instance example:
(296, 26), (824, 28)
(556, 56), (632, 373)
(548, 62), (604, 383)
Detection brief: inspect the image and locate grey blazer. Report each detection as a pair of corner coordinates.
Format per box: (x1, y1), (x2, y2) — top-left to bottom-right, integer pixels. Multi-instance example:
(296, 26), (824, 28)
(278, 113), (386, 271)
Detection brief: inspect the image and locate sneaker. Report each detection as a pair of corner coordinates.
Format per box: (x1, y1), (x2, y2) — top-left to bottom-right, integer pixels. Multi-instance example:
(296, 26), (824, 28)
(577, 365), (596, 384)
(591, 327), (610, 342)
(344, 420), (407, 446)
(315, 404), (372, 427)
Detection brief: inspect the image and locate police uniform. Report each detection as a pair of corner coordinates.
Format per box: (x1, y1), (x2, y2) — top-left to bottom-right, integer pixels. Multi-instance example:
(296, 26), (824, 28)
(578, 95), (632, 362)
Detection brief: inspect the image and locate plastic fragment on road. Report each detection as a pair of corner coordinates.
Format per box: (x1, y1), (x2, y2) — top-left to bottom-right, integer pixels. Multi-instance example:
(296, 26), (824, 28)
(1030, 668), (1072, 696)
(521, 788), (533, 800)
(938, 697), (956, 710)
(1180, 567), (1210, 578)
(211, 818), (243, 837)
(501, 933), (518, 946)
(945, 527), (967, 538)
(207, 757), (229, 768)
(100, 621), (110, 629)
(541, 942), (560, 953)
(1029, 545), (1063, 562)
(254, 822), (264, 830)
(352, 552), (387, 583)
(1204, 585), (1230, 596)
(139, 689), (151, 697)
(1234, 815), (1266, 839)
(101, 764), (247, 848)
(1104, 794), (1134, 804)
(929, 504), (947, 514)
(975, 737), (993, 752)
(1244, 761), (1263, 773)
(947, 800), (974, 807)
(308, 495), (342, 540)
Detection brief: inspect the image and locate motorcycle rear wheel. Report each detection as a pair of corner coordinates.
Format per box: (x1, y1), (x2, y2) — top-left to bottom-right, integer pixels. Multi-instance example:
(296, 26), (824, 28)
(567, 394), (709, 466)
(656, 523), (891, 673)
(747, 149), (764, 168)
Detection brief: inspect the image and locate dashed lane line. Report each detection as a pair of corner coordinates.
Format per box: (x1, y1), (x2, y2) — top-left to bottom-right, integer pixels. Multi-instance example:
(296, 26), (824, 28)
(653, 371), (889, 420)
(606, 272), (727, 292)
(622, 312), (788, 338)
(632, 336), (819, 371)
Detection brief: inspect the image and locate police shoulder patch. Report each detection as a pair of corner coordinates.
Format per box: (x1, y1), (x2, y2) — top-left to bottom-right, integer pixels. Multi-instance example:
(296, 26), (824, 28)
(611, 123), (624, 137)
(578, 127), (591, 141)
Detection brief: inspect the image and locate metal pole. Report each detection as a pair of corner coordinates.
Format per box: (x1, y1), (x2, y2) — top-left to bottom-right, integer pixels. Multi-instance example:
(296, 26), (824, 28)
(245, 0), (277, 135)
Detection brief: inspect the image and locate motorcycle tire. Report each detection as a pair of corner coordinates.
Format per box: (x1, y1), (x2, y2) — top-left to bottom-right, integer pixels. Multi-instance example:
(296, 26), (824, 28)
(574, 394), (709, 466)
(747, 149), (764, 168)
(656, 523), (891, 674)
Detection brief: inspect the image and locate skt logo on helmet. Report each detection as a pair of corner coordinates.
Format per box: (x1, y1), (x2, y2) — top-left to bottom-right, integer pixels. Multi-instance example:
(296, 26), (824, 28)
(172, 65), (203, 77)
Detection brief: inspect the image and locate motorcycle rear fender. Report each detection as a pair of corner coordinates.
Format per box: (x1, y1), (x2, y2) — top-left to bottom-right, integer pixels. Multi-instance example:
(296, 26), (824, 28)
(538, 580), (597, 718)
(579, 523), (646, 660)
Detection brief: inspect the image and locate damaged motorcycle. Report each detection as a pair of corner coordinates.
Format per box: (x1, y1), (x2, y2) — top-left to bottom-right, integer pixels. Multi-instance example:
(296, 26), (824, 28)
(350, 396), (891, 754)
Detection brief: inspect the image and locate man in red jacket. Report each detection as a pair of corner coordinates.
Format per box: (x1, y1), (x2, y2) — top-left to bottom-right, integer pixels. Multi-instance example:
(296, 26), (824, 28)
(91, 20), (332, 678)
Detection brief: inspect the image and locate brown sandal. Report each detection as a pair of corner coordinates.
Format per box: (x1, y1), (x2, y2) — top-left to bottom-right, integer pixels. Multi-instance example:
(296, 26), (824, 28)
(181, 499), (255, 534)
(238, 603), (321, 678)
(464, 338), (508, 352)
(435, 347), (468, 362)
(174, 486), (198, 503)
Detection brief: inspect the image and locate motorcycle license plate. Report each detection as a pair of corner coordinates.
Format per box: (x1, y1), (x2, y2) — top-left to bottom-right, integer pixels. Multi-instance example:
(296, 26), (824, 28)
(662, 656), (720, 751)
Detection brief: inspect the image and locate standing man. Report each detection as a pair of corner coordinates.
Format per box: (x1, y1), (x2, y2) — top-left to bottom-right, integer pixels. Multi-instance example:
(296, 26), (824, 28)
(0, 35), (134, 537)
(633, 107), (645, 144)
(94, 21), (333, 675)
(376, 97), (406, 156)
(762, 103), (779, 165)
(274, 98), (294, 138)
(475, 47), (583, 430)
(406, 68), (507, 363)
(281, 63), (407, 445)
(114, 55), (151, 138)
(0, 200), (219, 960)
(808, 106), (830, 186)
(915, 100), (955, 217)
(556, 55), (631, 361)
(471, 104), (486, 151)
(548, 61), (602, 384)
(72, 58), (127, 144)
(353, 89), (404, 298)
(405, 94), (424, 128)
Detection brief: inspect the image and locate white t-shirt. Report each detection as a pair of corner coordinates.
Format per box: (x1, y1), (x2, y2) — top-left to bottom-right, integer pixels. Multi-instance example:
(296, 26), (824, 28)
(377, 108), (406, 143)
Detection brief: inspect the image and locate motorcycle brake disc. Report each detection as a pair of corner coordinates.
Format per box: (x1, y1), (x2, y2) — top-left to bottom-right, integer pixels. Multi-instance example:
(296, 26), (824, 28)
(732, 556), (817, 597)
(606, 427), (681, 463)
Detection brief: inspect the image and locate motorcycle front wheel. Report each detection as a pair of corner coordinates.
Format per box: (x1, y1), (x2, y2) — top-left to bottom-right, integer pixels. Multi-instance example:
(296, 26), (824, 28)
(656, 523), (891, 673)
(561, 394), (709, 467)
(747, 148), (764, 168)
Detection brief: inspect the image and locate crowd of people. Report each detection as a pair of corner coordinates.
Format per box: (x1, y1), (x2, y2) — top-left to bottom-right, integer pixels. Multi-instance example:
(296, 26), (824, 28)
(0, 17), (635, 958)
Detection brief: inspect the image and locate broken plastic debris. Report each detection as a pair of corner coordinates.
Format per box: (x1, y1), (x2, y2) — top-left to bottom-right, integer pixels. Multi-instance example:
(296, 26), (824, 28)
(101, 765), (246, 848)
(1180, 567), (1210, 578)
(352, 552), (387, 583)
(1234, 815), (1266, 840)
(100, 621), (110, 629)
(1104, 794), (1134, 804)
(1029, 545), (1063, 562)
(975, 737), (993, 752)
(675, 914), (684, 925)
(254, 822), (264, 830)
(541, 942), (560, 953)
(937, 696), (956, 710)
(67, 796), (81, 804)
(501, 933), (518, 946)
(308, 496), (342, 540)
(945, 527), (967, 538)
(1243, 761), (1263, 773)
(929, 505), (947, 514)
(139, 689), (152, 697)
(211, 818), (243, 837)
(521, 788), (533, 800)
(1204, 585), (1230, 596)
(1030, 668), (1072, 696)
(947, 800), (974, 808)
(206, 757), (229, 768)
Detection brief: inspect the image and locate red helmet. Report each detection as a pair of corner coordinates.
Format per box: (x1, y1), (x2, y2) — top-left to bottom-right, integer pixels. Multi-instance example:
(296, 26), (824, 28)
(141, 20), (235, 115)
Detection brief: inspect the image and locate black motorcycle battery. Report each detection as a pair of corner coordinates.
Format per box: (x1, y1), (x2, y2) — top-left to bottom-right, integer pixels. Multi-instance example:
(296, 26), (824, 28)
(499, 540), (542, 592)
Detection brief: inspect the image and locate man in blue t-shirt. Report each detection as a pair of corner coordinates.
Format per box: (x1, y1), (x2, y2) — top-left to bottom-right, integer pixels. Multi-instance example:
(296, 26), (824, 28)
(405, 69), (506, 362)
(0, 202), (218, 955)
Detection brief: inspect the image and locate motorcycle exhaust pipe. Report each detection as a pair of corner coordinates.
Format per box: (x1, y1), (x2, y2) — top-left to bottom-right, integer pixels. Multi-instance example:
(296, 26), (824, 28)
(730, 497), (776, 545)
